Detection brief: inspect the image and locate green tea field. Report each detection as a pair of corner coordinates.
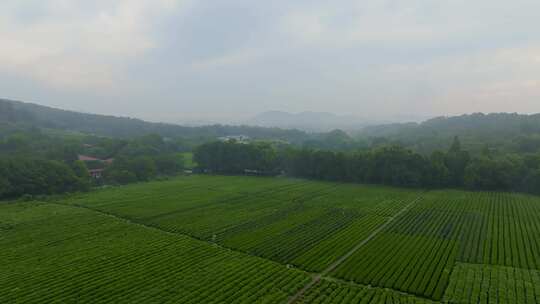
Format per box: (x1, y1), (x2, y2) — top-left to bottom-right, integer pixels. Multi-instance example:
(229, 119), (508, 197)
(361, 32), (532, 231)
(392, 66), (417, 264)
(2, 175), (540, 303)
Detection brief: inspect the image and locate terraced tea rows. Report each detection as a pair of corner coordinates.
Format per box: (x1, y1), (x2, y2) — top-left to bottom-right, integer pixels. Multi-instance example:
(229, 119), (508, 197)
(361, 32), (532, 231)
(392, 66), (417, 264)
(3, 175), (540, 303)
(331, 190), (540, 302)
(0, 202), (309, 303)
(298, 280), (436, 304)
(65, 176), (419, 271)
(443, 263), (540, 304)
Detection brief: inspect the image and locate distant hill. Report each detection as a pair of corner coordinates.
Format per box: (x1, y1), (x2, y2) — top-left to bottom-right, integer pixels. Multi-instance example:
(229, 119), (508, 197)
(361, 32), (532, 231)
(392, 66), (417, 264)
(358, 112), (540, 154)
(4, 98), (539, 155)
(246, 111), (376, 132)
(0, 99), (310, 143)
(360, 113), (540, 137)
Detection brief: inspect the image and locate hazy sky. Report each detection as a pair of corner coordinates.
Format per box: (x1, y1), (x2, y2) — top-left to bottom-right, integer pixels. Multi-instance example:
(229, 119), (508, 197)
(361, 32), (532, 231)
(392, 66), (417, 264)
(1, 0), (539, 123)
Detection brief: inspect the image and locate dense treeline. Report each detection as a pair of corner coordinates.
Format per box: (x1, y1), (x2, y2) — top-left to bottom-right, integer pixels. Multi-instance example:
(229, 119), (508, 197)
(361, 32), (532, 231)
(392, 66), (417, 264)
(3, 97), (540, 199)
(194, 141), (279, 175)
(0, 129), (186, 199)
(194, 138), (540, 194)
(358, 112), (540, 155)
(6, 98), (540, 157)
(87, 134), (187, 185)
(0, 158), (90, 198)
(103, 154), (184, 185)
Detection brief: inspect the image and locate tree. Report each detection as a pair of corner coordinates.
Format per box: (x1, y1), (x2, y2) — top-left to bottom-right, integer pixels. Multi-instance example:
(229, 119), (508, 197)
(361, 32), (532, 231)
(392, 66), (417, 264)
(449, 136), (462, 153)
(445, 137), (470, 187)
(105, 156), (157, 182)
(364, 146), (430, 187)
(0, 158), (89, 198)
(522, 169), (540, 194)
(105, 169), (137, 185)
(0, 176), (12, 197)
(71, 160), (89, 177)
(429, 151), (450, 187)
(464, 157), (520, 190)
(154, 154), (184, 175)
(194, 141), (279, 175)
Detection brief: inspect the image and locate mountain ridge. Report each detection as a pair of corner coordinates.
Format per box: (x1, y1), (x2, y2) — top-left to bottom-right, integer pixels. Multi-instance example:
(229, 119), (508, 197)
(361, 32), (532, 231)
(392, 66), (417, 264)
(246, 110), (377, 132)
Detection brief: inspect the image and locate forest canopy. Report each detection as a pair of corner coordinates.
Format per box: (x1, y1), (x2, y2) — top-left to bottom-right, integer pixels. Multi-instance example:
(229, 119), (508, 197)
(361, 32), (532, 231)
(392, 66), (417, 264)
(194, 138), (540, 195)
(2, 98), (540, 199)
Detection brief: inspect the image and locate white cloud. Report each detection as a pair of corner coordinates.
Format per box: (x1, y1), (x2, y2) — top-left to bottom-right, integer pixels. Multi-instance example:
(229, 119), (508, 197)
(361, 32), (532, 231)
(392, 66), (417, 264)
(279, 0), (540, 49)
(1, 0), (539, 120)
(387, 45), (540, 114)
(0, 0), (190, 90)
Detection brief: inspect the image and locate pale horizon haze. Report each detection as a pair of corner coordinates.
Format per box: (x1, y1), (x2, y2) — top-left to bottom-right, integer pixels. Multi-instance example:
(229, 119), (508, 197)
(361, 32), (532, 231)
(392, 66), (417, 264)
(1, 1), (539, 124)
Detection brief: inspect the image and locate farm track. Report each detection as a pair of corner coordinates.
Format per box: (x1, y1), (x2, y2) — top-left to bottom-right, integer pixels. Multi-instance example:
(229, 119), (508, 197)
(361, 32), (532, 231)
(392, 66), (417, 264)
(8, 177), (540, 303)
(48, 190), (446, 303)
(49, 196), (429, 302)
(286, 193), (425, 304)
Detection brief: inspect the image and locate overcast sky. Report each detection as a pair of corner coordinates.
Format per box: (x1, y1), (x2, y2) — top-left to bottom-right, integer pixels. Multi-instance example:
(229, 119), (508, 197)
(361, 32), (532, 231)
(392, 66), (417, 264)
(1, 0), (539, 123)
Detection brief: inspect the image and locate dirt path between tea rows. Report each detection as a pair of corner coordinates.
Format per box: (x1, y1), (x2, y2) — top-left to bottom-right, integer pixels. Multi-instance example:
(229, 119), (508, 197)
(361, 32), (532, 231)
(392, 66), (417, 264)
(285, 194), (424, 304)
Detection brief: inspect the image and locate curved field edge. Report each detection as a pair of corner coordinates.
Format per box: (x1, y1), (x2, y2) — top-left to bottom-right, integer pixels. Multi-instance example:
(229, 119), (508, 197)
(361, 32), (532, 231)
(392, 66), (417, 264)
(0, 202), (310, 303)
(59, 175), (421, 271)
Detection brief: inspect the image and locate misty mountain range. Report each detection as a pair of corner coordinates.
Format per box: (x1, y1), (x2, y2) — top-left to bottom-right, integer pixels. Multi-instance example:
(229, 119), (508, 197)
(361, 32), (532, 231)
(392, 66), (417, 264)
(244, 111), (371, 132)
(3, 98), (540, 153)
(244, 111), (431, 132)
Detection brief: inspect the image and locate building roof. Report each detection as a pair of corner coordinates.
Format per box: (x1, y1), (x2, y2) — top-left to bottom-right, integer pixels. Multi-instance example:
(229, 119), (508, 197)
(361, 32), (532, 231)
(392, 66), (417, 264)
(78, 155), (101, 162)
(78, 155), (114, 163)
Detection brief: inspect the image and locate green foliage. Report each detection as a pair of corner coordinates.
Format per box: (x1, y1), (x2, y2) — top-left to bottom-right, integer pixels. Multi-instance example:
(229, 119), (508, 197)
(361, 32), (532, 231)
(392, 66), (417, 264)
(64, 176), (418, 271)
(303, 129), (367, 151)
(71, 160), (90, 179)
(298, 279), (436, 304)
(522, 169), (540, 194)
(332, 190), (540, 300)
(194, 141), (279, 174)
(443, 137), (471, 187)
(444, 263), (540, 303)
(0, 158), (89, 198)
(154, 154), (184, 175)
(0, 202), (309, 303)
(3, 176), (540, 303)
(105, 157), (155, 182)
(464, 156), (521, 190)
(0, 176), (12, 197)
(180, 152), (195, 169)
(194, 139), (540, 194)
(429, 151), (450, 187)
(104, 169), (138, 185)
(0, 128), (186, 197)
(0, 98), (311, 143)
(358, 112), (540, 155)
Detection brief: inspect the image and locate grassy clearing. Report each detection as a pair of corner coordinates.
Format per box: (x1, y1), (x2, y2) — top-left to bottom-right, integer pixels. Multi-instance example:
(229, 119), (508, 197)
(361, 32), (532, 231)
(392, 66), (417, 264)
(180, 152), (195, 169)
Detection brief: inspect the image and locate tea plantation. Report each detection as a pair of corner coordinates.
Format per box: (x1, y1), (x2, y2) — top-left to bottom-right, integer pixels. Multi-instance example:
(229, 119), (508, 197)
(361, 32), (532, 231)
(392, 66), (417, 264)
(2, 175), (540, 303)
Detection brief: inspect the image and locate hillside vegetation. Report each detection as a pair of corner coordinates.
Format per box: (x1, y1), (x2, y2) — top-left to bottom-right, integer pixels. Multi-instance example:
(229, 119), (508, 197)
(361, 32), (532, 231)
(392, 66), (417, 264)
(0, 98), (309, 143)
(358, 113), (540, 155)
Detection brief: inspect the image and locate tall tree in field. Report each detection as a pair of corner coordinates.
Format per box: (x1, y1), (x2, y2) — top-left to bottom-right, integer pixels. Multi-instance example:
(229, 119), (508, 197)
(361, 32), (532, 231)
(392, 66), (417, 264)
(429, 151), (450, 187)
(445, 136), (470, 187)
